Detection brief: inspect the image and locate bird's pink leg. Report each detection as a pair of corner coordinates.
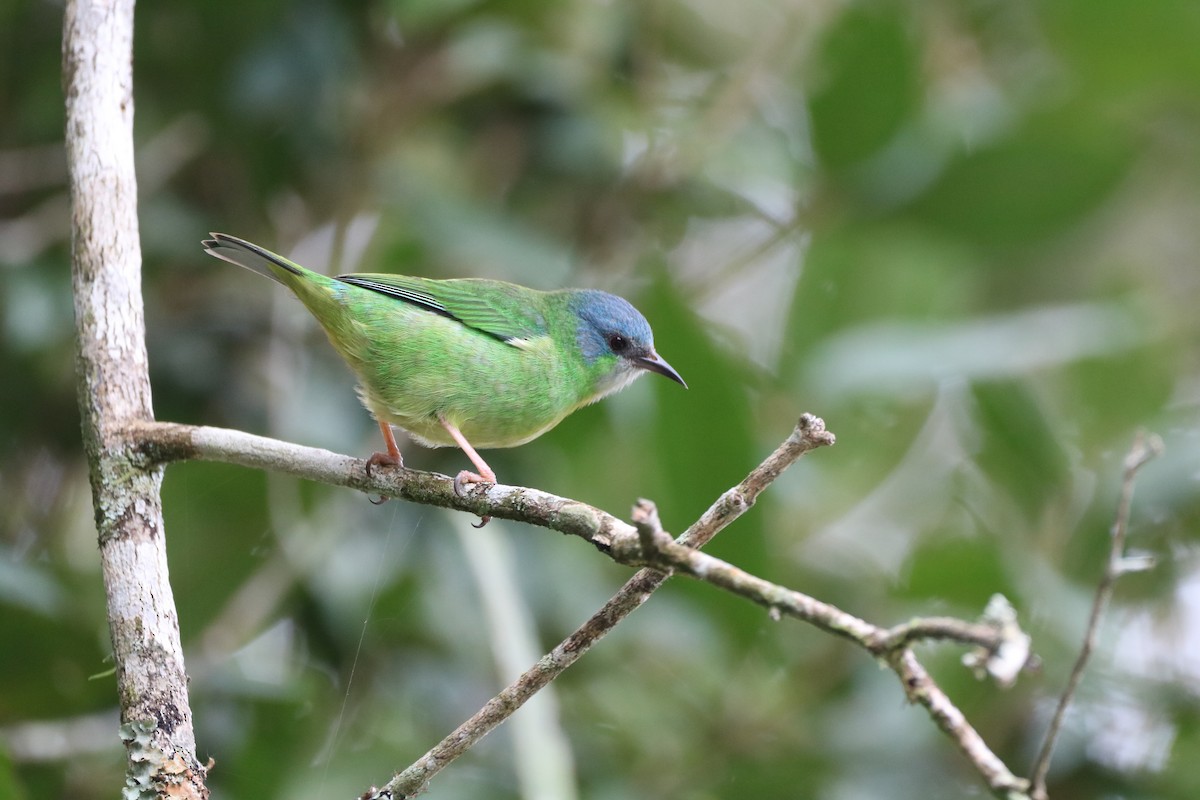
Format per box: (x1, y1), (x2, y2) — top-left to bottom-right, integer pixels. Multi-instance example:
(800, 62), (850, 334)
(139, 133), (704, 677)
(439, 416), (497, 486)
(440, 416), (496, 527)
(365, 419), (403, 477)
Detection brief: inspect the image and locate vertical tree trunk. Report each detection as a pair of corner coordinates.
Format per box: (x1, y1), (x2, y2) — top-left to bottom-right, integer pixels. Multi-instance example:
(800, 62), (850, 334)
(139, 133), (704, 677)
(63, 0), (207, 795)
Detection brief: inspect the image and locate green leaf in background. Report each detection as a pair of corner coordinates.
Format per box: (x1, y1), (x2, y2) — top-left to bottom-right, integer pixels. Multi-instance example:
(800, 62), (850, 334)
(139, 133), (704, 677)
(0, 750), (28, 800)
(1043, 0), (1200, 100)
(907, 112), (1134, 247)
(969, 379), (1070, 524)
(808, 6), (920, 171)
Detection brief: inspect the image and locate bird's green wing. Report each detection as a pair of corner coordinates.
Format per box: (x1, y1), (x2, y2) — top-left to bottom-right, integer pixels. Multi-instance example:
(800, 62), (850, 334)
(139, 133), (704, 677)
(336, 274), (548, 346)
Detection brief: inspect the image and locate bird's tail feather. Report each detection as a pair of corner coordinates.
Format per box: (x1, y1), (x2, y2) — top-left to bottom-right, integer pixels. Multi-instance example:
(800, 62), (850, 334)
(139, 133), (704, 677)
(202, 233), (305, 285)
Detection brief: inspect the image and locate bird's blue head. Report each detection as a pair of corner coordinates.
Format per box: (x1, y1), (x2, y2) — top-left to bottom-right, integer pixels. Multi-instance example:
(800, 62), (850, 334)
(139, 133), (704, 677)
(569, 290), (687, 397)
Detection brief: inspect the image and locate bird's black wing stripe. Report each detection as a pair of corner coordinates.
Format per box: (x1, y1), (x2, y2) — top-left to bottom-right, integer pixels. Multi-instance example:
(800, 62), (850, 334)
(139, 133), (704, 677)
(338, 276), (454, 318)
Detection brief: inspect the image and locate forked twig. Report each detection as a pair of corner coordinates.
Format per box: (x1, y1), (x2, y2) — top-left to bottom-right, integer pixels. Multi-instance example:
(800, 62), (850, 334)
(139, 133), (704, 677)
(379, 414), (835, 797)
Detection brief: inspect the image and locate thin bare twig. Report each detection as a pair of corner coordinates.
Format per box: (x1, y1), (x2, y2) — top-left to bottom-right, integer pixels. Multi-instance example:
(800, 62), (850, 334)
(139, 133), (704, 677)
(874, 616), (1012, 652)
(890, 649), (1030, 798)
(1029, 430), (1163, 799)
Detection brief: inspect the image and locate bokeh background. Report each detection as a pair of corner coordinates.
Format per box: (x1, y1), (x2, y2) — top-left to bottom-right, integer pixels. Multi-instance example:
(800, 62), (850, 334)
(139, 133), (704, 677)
(3, 1), (1199, 798)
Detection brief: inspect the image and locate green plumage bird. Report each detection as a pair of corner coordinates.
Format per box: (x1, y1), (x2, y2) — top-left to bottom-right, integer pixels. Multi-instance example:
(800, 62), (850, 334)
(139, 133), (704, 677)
(203, 234), (686, 502)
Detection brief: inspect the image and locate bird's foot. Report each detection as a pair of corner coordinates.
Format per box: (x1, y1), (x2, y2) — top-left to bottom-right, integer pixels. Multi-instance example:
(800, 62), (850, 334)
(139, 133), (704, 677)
(365, 451), (402, 477)
(365, 451), (403, 505)
(453, 470), (495, 528)
(452, 469), (492, 496)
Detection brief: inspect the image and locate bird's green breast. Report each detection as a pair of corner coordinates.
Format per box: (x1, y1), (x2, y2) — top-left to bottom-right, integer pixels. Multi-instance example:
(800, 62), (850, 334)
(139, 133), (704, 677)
(295, 277), (610, 449)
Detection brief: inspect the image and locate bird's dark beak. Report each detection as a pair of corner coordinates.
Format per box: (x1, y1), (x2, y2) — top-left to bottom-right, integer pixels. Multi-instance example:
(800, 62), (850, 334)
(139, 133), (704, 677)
(635, 350), (687, 388)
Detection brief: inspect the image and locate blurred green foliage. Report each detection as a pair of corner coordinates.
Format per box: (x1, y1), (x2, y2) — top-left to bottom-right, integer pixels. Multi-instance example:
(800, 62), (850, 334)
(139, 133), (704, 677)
(3, 0), (1200, 798)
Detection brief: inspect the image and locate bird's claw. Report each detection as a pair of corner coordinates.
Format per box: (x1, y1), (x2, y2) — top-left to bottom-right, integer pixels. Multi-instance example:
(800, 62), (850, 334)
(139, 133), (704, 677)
(452, 470), (488, 496)
(365, 451), (403, 504)
(453, 470), (494, 528)
(365, 451), (402, 478)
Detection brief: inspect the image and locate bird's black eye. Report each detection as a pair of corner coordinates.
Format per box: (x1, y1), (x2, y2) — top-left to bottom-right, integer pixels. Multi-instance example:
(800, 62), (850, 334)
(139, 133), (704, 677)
(607, 333), (629, 354)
